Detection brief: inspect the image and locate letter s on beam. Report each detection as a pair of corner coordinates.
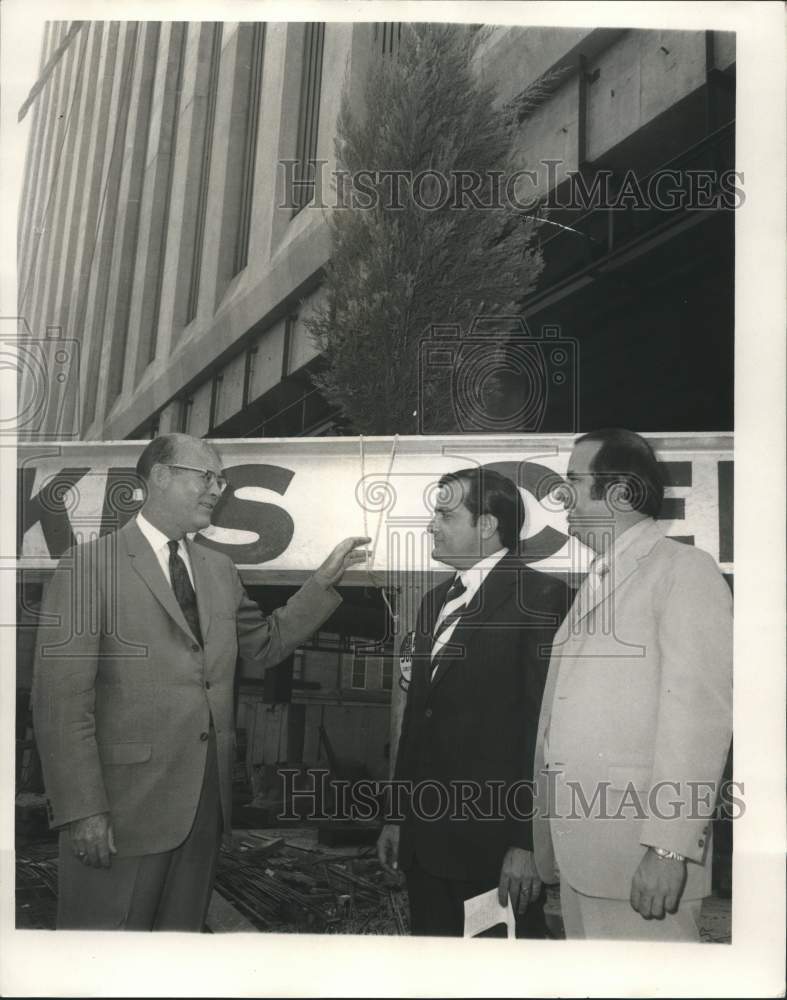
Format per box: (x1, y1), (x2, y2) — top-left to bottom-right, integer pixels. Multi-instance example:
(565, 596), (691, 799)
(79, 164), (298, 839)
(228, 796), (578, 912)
(198, 464), (295, 565)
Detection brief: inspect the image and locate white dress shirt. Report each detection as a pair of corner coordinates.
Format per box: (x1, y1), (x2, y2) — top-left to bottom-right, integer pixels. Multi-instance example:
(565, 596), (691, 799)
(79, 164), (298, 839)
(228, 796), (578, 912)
(136, 512), (196, 590)
(430, 546), (508, 676)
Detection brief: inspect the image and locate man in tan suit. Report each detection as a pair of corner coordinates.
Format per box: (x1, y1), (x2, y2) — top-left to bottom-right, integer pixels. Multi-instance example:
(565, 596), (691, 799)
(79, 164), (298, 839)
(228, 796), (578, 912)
(533, 428), (732, 940)
(32, 433), (369, 930)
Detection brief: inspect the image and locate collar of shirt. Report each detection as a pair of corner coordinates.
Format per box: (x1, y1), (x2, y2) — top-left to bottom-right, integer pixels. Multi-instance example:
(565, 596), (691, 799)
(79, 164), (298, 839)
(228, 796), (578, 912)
(135, 512), (195, 586)
(136, 511), (174, 554)
(590, 517), (656, 577)
(453, 546), (509, 606)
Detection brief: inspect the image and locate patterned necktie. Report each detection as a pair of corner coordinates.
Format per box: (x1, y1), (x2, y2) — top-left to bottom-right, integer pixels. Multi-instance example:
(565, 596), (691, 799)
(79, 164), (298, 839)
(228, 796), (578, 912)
(431, 576), (468, 662)
(168, 540), (203, 647)
(574, 555), (610, 624)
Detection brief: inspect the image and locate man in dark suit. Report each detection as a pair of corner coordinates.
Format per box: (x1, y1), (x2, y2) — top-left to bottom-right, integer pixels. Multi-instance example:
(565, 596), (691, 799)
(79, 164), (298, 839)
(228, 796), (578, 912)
(32, 433), (368, 931)
(376, 467), (570, 936)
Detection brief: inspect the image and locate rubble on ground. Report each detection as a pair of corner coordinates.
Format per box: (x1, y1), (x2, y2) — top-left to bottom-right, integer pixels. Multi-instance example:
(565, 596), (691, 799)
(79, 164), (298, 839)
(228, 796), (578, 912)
(213, 829), (409, 934)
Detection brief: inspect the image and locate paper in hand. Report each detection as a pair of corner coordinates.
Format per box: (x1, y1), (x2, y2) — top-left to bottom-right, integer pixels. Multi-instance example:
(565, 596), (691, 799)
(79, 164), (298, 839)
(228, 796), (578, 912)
(463, 888), (516, 938)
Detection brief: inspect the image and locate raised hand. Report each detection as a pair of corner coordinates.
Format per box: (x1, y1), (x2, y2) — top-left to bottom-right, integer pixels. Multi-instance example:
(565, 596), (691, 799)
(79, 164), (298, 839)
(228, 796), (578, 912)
(314, 536), (372, 587)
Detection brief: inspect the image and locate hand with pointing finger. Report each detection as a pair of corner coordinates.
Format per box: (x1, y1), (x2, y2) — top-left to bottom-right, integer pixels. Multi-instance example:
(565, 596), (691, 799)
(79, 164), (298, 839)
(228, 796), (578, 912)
(314, 536), (372, 588)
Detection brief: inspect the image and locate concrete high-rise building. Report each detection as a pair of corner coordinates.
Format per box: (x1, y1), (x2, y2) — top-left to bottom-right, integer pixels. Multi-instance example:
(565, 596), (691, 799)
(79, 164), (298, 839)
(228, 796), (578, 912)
(17, 20), (735, 443)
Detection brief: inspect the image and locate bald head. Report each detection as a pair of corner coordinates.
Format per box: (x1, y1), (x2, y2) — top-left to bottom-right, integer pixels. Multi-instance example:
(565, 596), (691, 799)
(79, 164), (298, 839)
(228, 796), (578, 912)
(136, 434), (222, 483)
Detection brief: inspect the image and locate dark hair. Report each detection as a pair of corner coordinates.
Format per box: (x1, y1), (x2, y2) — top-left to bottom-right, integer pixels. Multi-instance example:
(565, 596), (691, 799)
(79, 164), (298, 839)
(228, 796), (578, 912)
(576, 428), (664, 518)
(135, 434), (179, 482)
(437, 467), (525, 551)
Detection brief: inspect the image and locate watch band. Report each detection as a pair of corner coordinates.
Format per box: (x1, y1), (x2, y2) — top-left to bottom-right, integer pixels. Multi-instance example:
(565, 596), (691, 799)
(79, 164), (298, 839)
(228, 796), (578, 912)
(651, 846), (686, 862)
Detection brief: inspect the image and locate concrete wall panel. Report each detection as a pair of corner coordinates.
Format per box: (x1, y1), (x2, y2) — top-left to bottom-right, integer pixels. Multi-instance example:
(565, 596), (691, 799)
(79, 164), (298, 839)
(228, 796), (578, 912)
(249, 317), (286, 400)
(187, 377), (212, 436)
(476, 25), (592, 106)
(215, 350), (246, 425)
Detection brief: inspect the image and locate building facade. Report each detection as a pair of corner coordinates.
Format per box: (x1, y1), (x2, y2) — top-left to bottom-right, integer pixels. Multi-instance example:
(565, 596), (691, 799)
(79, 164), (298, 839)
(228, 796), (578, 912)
(18, 20), (735, 444)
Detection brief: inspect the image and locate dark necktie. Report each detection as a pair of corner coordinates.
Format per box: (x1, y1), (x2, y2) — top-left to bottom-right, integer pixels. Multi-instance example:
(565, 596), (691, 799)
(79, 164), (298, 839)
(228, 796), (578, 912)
(168, 540), (203, 647)
(431, 576), (467, 658)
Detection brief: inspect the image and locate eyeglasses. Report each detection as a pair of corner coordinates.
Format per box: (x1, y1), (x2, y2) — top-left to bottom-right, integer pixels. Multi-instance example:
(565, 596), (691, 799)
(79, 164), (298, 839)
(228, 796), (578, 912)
(164, 464), (228, 493)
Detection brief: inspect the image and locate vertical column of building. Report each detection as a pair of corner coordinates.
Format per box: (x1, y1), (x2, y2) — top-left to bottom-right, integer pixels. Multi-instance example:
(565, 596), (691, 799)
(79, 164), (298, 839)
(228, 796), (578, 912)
(18, 21), (67, 329)
(201, 21), (267, 315)
(121, 22), (187, 392)
(17, 23), (55, 441)
(17, 21), (52, 283)
(30, 27), (86, 342)
(291, 22), (325, 216)
(33, 25), (95, 441)
(266, 22), (326, 254)
(98, 23), (163, 426)
(55, 23), (120, 438)
(79, 22), (140, 436)
(157, 22), (224, 350)
(247, 21), (288, 270)
(47, 21), (105, 375)
(143, 23), (212, 374)
(231, 23), (266, 284)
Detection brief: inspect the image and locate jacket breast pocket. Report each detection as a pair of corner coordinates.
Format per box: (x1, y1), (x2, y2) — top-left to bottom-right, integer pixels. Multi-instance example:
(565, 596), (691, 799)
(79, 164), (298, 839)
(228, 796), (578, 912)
(97, 741), (152, 765)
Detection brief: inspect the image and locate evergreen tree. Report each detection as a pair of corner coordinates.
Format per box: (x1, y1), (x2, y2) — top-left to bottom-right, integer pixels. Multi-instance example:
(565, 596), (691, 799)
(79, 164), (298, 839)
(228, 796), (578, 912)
(306, 24), (546, 434)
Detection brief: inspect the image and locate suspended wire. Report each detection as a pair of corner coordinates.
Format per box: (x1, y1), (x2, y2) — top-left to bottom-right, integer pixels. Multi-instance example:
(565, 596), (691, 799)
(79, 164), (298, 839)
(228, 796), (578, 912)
(359, 434), (400, 630)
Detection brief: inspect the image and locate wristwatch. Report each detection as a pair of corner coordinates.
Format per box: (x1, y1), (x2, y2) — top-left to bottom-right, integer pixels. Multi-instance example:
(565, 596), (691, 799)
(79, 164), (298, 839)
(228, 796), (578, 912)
(651, 846), (686, 862)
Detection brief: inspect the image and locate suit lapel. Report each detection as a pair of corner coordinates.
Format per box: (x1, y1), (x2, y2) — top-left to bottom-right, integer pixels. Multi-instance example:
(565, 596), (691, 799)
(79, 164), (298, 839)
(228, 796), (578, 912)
(412, 578), (451, 688)
(429, 555), (519, 692)
(187, 536), (214, 643)
(540, 521), (665, 755)
(569, 519), (665, 629)
(123, 520), (197, 644)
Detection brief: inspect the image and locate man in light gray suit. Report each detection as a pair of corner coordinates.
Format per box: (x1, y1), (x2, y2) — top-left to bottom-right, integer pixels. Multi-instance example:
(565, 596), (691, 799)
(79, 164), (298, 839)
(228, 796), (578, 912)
(33, 433), (368, 930)
(533, 428), (732, 940)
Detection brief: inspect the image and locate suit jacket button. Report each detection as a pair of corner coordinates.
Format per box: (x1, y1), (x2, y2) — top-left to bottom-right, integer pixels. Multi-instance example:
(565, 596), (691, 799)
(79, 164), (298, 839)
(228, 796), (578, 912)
(425, 708), (433, 719)
(200, 732), (209, 742)
(205, 681), (211, 690)
(698, 838), (705, 847)
(192, 643), (200, 652)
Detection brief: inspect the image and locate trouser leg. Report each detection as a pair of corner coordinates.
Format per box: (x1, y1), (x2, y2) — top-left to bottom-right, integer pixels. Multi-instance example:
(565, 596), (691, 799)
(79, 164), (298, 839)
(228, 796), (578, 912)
(405, 858), (543, 938)
(57, 834), (146, 930)
(405, 860), (462, 936)
(153, 729), (223, 931)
